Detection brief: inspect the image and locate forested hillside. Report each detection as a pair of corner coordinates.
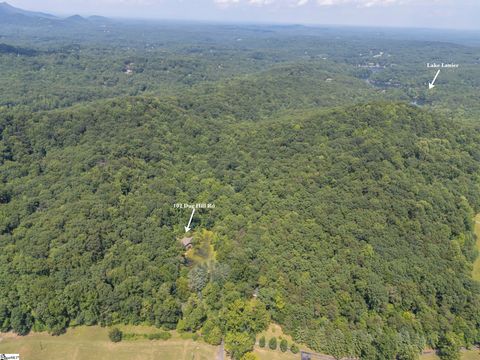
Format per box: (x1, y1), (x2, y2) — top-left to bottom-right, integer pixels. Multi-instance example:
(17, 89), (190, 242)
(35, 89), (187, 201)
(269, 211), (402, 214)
(1, 94), (480, 359)
(1, 16), (480, 360)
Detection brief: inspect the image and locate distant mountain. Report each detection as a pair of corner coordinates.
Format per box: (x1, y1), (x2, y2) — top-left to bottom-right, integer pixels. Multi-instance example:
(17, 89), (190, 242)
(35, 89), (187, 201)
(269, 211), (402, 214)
(0, 2), (56, 18)
(0, 2), (109, 27)
(88, 15), (110, 21)
(63, 14), (89, 24)
(88, 15), (112, 25)
(0, 2), (57, 25)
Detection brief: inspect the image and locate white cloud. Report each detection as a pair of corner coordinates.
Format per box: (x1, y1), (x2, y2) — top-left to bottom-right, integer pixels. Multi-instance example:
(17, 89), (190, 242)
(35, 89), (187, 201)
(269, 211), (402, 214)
(213, 0), (425, 7)
(295, 0), (309, 6)
(248, 0), (275, 5)
(316, 0), (412, 6)
(214, 0), (301, 6)
(213, 0), (240, 6)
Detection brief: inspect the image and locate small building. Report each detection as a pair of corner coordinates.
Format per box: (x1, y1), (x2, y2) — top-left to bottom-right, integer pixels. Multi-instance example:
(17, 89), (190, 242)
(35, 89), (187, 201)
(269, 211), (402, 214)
(123, 62), (134, 74)
(180, 236), (193, 250)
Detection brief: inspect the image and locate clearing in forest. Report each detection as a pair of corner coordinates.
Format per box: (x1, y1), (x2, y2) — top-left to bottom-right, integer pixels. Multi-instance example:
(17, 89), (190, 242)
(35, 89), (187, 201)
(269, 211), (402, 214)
(0, 326), (217, 360)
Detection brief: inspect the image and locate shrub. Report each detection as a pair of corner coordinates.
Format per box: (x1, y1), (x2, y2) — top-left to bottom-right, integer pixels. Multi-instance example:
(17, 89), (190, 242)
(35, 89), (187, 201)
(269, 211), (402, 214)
(438, 333), (461, 360)
(147, 331), (172, 340)
(108, 328), (123, 343)
(280, 338), (288, 352)
(225, 331), (256, 360)
(180, 332), (195, 340)
(204, 325), (223, 345)
(269, 337), (277, 350)
(290, 343), (299, 354)
(122, 333), (141, 340)
(240, 352), (260, 360)
(259, 335), (266, 348)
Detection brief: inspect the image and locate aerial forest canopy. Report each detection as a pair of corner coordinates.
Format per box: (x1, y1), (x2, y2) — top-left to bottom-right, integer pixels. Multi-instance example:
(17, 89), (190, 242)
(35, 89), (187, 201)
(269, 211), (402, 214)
(1, 17), (480, 360)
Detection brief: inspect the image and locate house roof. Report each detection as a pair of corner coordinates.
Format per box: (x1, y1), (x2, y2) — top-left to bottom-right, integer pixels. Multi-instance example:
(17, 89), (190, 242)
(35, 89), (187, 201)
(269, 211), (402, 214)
(180, 237), (193, 247)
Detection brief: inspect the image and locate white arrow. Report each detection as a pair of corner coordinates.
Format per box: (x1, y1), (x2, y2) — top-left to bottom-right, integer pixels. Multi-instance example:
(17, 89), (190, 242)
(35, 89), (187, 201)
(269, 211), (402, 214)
(184, 208), (195, 233)
(428, 69), (441, 90)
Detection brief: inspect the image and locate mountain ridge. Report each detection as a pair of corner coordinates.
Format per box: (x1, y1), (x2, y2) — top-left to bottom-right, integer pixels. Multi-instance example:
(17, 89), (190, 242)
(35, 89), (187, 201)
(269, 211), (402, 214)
(0, 2), (103, 26)
(0, 2), (57, 19)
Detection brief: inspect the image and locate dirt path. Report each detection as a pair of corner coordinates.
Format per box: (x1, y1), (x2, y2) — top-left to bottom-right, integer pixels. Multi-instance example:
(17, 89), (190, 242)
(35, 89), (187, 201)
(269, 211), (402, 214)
(182, 340), (188, 360)
(216, 340), (224, 360)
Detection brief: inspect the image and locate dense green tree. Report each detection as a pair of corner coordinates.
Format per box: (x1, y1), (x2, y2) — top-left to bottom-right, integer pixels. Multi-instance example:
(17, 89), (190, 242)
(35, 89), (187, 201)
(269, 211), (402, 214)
(177, 295), (206, 332)
(240, 352), (259, 360)
(108, 328), (123, 343)
(202, 319), (223, 345)
(10, 307), (33, 336)
(225, 332), (255, 360)
(259, 335), (266, 348)
(324, 329), (352, 360)
(0, 301), (10, 332)
(153, 296), (181, 330)
(438, 334), (461, 360)
(223, 299), (270, 335)
(188, 266), (209, 293)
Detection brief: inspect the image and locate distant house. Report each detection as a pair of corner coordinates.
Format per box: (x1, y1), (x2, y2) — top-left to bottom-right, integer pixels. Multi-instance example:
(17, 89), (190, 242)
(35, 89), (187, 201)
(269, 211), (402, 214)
(123, 62), (134, 74)
(180, 236), (193, 250)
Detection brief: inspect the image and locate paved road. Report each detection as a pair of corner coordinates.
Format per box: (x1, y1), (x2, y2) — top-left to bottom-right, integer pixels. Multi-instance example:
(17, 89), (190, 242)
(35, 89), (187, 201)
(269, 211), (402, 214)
(216, 339), (224, 360)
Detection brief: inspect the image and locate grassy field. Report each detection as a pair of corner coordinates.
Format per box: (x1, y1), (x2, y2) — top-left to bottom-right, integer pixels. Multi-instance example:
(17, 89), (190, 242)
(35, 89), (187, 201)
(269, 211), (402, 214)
(0, 326), (218, 360)
(255, 324), (480, 360)
(473, 214), (480, 281)
(255, 347), (298, 360)
(1, 322), (479, 360)
(254, 324), (303, 360)
(257, 324), (296, 345)
(420, 349), (480, 360)
(463, 351), (480, 360)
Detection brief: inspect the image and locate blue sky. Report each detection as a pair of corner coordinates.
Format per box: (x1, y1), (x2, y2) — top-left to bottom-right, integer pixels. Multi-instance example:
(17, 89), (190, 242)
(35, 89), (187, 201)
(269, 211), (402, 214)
(8, 0), (480, 30)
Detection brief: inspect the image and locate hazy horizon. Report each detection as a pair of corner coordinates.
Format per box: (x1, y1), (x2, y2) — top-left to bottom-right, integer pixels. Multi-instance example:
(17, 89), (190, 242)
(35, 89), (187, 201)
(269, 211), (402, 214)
(5, 0), (480, 31)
